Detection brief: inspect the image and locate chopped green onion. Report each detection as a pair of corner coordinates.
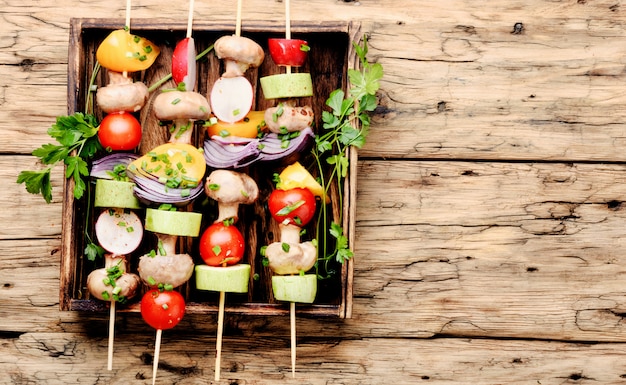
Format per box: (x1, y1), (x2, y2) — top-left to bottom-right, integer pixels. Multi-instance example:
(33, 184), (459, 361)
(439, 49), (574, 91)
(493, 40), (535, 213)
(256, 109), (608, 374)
(158, 240), (166, 256)
(276, 200), (305, 216)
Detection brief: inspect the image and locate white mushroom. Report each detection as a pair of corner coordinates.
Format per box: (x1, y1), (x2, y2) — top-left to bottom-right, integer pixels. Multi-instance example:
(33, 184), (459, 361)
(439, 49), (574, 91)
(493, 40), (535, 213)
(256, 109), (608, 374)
(138, 253), (195, 289)
(265, 223), (317, 275)
(86, 254), (141, 302)
(152, 90), (211, 143)
(205, 170), (259, 223)
(96, 71), (149, 113)
(214, 35), (265, 78)
(265, 103), (314, 134)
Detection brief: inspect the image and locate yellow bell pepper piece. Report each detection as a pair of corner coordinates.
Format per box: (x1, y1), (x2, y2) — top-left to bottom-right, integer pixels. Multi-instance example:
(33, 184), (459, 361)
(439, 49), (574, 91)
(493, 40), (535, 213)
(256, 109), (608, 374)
(206, 111), (266, 139)
(96, 29), (160, 73)
(277, 161), (329, 202)
(129, 143), (206, 189)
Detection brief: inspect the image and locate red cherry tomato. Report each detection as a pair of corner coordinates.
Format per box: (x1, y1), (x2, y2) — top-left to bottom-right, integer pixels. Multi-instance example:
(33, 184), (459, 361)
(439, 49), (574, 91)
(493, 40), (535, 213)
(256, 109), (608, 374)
(268, 187), (316, 227)
(140, 289), (185, 330)
(98, 111), (142, 151)
(268, 38), (309, 67)
(199, 222), (245, 266)
(172, 37), (197, 91)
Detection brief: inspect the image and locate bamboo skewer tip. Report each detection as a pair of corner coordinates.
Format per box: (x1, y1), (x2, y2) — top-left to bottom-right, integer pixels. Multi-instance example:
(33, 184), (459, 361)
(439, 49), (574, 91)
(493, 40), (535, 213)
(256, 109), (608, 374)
(290, 302), (296, 378)
(107, 301), (116, 371)
(152, 329), (163, 385)
(215, 291), (226, 381)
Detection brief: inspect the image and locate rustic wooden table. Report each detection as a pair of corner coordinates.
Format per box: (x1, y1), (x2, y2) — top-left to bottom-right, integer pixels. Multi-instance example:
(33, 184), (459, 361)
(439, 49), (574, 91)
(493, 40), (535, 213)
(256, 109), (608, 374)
(3, 0), (626, 383)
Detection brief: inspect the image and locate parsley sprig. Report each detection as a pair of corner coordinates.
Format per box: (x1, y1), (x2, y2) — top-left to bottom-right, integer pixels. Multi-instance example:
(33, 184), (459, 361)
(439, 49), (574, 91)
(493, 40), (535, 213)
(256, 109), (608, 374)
(17, 113), (103, 203)
(313, 36), (383, 277)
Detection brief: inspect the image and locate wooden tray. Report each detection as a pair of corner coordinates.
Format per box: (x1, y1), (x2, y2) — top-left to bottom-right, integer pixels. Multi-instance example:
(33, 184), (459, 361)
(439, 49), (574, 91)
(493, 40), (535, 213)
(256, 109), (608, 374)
(59, 18), (360, 318)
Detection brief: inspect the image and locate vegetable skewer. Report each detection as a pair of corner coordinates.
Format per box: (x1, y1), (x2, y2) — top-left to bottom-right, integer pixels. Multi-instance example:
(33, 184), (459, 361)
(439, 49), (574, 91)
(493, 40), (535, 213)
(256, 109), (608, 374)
(266, 163), (326, 377)
(195, 170), (259, 381)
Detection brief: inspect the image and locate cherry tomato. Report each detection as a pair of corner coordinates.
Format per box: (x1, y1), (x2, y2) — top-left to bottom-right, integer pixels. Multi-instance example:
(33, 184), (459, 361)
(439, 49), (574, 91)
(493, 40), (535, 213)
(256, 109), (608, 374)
(268, 187), (316, 227)
(268, 38), (309, 67)
(98, 111), (142, 151)
(172, 37), (197, 91)
(199, 222), (245, 266)
(140, 289), (185, 330)
(96, 29), (160, 73)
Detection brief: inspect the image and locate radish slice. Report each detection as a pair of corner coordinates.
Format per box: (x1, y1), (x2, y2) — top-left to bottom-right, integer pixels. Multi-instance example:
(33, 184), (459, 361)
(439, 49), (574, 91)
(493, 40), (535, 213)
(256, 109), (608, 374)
(172, 37), (197, 91)
(95, 208), (144, 255)
(210, 77), (253, 123)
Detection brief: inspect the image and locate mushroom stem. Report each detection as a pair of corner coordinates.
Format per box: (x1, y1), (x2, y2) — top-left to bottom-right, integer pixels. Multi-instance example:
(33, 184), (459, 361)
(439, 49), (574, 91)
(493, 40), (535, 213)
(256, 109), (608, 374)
(104, 254), (128, 271)
(169, 118), (194, 144)
(279, 223), (301, 244)
(215, 202), (240, 224)
(223, 60), (247, 78)
(157, 233), (178, 256)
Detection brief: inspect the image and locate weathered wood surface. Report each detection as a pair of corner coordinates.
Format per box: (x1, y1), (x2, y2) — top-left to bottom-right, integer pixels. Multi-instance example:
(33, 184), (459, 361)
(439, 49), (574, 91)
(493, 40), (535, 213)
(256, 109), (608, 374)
(4, 0), (626, 383)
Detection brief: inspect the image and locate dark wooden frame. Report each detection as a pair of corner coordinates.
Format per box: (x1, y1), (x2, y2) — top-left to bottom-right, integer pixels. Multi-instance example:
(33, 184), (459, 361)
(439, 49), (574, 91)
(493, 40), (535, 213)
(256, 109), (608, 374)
(60, 18), (359, 318)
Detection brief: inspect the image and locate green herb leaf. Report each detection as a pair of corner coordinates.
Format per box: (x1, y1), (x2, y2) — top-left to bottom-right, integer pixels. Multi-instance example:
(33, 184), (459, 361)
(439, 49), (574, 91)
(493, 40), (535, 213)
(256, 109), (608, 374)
(18, 112), (102, 201)
(84, 242), (105, 262)
(326, 89), (345, 116)
(16, 169), (52, 203)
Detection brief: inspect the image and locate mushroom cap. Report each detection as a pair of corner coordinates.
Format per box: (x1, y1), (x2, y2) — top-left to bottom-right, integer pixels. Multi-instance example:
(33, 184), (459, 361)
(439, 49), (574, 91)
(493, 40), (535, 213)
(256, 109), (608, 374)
(214, 35), (264, 68)
(205, 169), (259, 205)
(153, 90), (211, 121)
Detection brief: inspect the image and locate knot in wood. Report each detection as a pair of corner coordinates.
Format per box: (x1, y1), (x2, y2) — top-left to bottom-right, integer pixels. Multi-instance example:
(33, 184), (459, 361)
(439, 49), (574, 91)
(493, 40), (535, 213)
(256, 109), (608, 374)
(511, 22), (524, 35)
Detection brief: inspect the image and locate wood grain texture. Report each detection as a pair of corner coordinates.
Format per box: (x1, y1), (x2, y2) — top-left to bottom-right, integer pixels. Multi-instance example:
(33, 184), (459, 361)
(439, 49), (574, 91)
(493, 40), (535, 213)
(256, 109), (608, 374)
(4, 0), (626, 383)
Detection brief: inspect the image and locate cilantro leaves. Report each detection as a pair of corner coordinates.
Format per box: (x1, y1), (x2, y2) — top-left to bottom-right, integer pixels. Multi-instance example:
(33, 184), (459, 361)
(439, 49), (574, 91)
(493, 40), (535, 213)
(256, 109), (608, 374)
(17, 112), (103, 202)
(313, 36), (382, 277)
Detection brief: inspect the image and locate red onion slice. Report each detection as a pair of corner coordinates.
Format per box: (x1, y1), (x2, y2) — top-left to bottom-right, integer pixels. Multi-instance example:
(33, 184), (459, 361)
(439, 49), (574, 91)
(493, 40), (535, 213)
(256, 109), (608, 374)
(90, 153), (139, 179)
(203, 126), (314, 168)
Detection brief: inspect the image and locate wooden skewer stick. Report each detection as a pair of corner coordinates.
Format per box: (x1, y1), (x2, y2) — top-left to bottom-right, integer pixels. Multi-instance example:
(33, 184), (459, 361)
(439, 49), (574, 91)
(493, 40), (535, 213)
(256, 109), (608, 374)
(186, 0), (195, 38)
(290, 301), (297, 378)
(215, 291), (226, 381)
(235, 0), (242, 37)
(125, 0), (131, 31)
(285, 0), (291, 40)
(285, 0), (291, 75)
(122, 0), (132, 79)
(107, 301), (116, 371)
(151, 329), (163, 385)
